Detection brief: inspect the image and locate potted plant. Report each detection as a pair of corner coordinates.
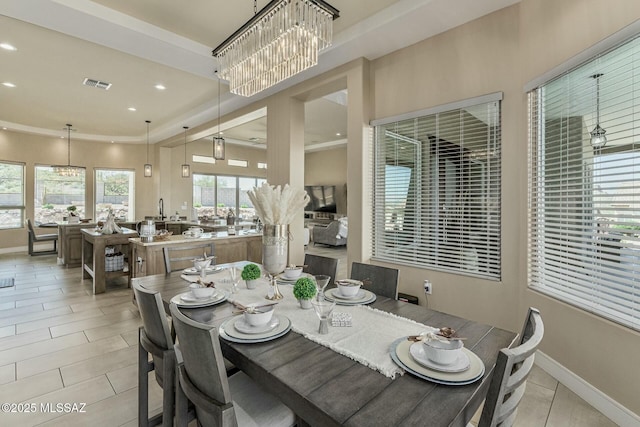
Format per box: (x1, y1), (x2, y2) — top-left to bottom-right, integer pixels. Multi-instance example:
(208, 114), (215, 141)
(293, 277), (317, 309)
(241, 263), (261, 289)
(66, 205), (79, 223)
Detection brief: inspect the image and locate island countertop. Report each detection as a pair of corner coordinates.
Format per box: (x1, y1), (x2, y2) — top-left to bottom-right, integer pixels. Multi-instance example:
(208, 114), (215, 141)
(128, 230), (260, 247)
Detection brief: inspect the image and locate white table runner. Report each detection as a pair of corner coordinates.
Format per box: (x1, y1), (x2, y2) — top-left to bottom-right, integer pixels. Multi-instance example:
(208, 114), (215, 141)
(182, 271), (435, 378)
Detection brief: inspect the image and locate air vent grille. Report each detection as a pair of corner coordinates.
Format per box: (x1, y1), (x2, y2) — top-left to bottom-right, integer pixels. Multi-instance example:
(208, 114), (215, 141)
(83, 78), (112, 90)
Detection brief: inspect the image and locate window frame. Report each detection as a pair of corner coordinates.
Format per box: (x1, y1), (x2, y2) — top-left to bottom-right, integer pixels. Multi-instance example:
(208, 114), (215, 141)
(34, 164), (86, 224)
(94, 168), (136, 222)
(0, 161), (26, 230)
(193, 174), (266, 220)
(370, 92), (503, 280)
(527, 32), (640, 331)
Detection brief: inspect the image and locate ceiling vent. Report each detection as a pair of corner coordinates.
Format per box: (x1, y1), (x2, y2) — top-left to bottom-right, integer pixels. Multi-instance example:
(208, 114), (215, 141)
(83, 78), (112, 90)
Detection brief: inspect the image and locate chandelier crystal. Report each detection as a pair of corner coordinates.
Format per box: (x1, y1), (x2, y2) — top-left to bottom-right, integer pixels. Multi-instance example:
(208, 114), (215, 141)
(52, 124), (84, 177)
(213, 0), (339, 97)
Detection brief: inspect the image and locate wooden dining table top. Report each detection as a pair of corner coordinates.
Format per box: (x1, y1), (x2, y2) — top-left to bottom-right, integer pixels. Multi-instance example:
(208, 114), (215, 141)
(133, 265), (517, 427)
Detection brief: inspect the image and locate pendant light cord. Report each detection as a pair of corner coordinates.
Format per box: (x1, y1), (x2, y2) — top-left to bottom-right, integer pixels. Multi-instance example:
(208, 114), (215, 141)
(145, 120), (151, 163)
(66, 124), (72, 166)
(183, 126), (189, 162)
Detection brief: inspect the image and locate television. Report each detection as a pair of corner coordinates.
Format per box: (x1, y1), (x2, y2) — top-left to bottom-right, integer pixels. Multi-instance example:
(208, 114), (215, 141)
(305, 185), (337, 213)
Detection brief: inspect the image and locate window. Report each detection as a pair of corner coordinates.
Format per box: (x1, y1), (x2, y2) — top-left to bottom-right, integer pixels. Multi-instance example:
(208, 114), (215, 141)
(34, 166), (85, 223)
(95, 169), (135, 221)
(193, 174), (266, 220)
(0, 161), (25, 229)
(192, 154), (216, 164)
(528, 34), (640, 330)
(228, 159), (248, 167)
(371, 94), (502, 279)
(257, 162), (268, 169)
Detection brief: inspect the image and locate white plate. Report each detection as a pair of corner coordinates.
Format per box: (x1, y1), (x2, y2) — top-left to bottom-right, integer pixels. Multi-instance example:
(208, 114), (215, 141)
(331, 289), (365, 300)
(390, 338), (484, 385)
(276, 272), (311, 283)
(180, 291), (219, 302)
(220, 314), (291, 342)
(183, 266), (222, 275)
(324, 288), (376, 305)
(409, 342), (470, 373)
(170, 291), (227, 308)
(234, 316), (280, 334)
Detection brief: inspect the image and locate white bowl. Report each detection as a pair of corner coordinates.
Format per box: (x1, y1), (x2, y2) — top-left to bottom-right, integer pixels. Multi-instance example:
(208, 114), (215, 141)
(337, 280), (361, 297)
(243, 305), (275, 326)
(191, 286), (215, 299)
(283, 267), (303, 280)
(422, 338), (463, 365)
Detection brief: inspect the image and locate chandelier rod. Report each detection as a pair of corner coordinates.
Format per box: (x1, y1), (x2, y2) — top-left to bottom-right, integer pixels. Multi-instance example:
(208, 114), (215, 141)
(212, 0), (339, 57)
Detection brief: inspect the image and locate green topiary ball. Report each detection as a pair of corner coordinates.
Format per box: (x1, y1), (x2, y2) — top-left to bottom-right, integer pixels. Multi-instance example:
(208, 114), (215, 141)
(293, 277), (317, 300)
(241, 263), (261, 281)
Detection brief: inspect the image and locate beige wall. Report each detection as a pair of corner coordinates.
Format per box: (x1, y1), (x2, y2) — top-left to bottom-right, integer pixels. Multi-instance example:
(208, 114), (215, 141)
(370, 1), (640, 416)
(0, 131), (155, 251)
(304, 147), (348, 215)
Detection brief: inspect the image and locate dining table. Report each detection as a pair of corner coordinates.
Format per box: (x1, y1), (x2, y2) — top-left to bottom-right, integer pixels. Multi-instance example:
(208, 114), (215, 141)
(133, 261), (517, 427)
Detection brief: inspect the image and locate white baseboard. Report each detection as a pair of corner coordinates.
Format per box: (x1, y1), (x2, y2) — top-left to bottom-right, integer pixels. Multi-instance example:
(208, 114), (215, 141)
(536, 350), (639, 427)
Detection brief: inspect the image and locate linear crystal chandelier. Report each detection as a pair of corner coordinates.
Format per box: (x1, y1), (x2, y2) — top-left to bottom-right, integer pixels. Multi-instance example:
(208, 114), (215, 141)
(53, 124), (84, 177)
(213, 0), (339, 97)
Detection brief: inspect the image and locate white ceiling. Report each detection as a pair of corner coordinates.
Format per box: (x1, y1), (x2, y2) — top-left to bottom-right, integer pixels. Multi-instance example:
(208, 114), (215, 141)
(0, 0), (519, 147)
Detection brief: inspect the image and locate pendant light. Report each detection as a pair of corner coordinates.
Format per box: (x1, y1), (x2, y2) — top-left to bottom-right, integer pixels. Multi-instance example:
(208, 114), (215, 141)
(214, 70), (226, 160)
(590, 73), (607, 149)
(144, 120), (152, 177)
(181, 126), (190, 178)
(52, 124), (84, 177)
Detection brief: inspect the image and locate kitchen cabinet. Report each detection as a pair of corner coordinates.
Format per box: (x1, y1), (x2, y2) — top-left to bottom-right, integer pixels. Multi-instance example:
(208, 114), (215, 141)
(130, 232), (262, 278)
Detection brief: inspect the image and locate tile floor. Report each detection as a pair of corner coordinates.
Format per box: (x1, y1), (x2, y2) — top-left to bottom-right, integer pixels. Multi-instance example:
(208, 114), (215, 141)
(0, 248), (617, 426)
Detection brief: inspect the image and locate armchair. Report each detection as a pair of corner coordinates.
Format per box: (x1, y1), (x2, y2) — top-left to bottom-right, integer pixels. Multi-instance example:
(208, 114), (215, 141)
(313, 220), (347, 247)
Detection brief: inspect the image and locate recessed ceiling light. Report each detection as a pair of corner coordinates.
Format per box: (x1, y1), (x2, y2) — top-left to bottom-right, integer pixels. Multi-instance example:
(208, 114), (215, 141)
(2, 82), (16, 88)
(336, 132), (341, 136)
(154, 84), (166, 90)
(0, 43), (17, 51)
(128, 107), (137, 111)
(219, 131), (224, 135)
(1, 127), (7, 130)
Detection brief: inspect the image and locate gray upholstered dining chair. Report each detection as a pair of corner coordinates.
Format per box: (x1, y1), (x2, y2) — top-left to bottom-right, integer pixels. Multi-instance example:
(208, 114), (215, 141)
(350, 262), (399, 300)
(26, 219), (58, 256)
(162, 242), (215, 273)
(132, 281), (176, 427)
(303, 253), (339, 285)
(169, 303), (296, 427)
(477, 307), (544, 427)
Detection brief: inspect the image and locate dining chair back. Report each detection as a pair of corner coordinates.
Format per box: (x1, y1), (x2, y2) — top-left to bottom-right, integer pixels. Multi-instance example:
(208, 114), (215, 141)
(26, 219), (58, 256)
(303, 254), (339, 285)
(169, 303), (295, 427)
(478, 307), (544, 427)
(132, 282), (175, 427)
(350, 262), (399, 300)
(163, 243), (215, 273)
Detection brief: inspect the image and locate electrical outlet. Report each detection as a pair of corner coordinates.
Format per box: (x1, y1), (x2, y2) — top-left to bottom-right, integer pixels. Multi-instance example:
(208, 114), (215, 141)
(424, 279), (432, 295)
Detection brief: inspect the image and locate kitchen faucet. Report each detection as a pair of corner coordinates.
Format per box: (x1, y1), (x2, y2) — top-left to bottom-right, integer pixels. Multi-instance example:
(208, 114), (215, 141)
(159, 198), (165, 220)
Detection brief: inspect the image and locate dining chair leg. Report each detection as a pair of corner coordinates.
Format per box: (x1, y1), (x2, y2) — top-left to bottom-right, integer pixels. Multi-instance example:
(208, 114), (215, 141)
(138, 333), (150, 427)
(175, 372), (189, 427)
(161, 352), (175, 427)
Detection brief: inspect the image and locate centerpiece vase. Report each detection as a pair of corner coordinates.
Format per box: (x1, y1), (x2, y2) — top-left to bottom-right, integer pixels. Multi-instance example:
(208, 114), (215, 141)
(262, 224), (288, 300)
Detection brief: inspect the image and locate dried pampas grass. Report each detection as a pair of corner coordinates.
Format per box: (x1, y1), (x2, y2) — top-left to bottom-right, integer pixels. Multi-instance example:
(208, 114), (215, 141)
(248, 183), (310, 225)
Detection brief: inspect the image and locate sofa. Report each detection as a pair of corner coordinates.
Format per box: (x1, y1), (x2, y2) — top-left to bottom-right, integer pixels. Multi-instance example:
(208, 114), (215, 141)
(312, 219), (347, 247)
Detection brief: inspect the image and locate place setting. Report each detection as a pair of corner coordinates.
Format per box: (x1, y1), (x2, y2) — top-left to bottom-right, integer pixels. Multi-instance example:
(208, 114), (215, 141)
(182, 255), (222, 276)
(275, 265), (312, 285)
(219, 301), (292, 343)
(390, 327), (485, 385)
(170, 282), (228, 308)
(323, 279), (376, 305)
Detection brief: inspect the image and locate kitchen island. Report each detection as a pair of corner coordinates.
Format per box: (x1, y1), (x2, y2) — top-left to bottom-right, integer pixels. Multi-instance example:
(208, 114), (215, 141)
(81, 228), (138, 294)
(129, 231), (262, 277)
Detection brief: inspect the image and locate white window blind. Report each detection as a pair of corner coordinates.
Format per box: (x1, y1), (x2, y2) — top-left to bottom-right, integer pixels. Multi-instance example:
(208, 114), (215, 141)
(528, 34), (640, 331)
(372, 95), (502, 280)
